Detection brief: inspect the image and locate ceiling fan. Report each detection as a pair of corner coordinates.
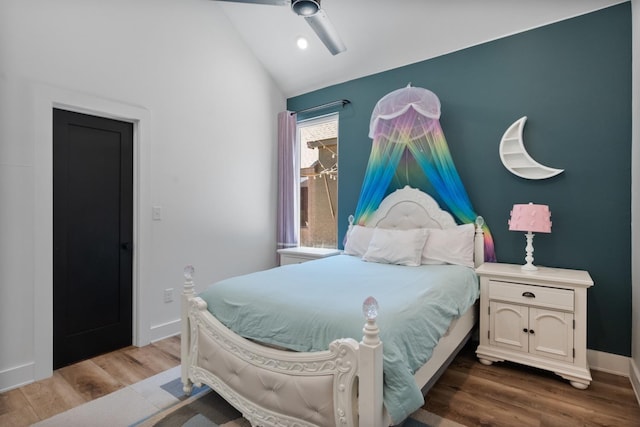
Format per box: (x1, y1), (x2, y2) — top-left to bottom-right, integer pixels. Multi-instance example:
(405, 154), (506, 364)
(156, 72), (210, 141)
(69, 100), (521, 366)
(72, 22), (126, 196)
(215, 0), (346, 55)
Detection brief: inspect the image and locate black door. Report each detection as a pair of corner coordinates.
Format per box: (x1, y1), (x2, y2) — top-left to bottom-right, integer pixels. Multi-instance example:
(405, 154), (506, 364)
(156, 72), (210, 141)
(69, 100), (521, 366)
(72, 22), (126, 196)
(53, 108), (133, 369)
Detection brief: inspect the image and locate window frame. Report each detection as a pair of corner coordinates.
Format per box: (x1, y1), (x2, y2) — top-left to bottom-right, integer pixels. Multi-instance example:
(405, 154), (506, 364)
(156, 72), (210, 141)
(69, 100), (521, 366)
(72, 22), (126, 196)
(296, 113), (339, 249)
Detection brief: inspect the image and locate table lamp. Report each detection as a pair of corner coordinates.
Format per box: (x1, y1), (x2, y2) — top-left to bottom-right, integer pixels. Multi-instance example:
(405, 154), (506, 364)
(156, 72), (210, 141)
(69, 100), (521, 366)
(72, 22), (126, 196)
(508, 203), (551, 271)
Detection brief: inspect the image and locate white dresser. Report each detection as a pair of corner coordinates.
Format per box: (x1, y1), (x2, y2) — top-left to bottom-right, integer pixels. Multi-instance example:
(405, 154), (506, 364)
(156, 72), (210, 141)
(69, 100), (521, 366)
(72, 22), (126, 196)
(277, 247), (341, 266)
(475, 262), (594, 389)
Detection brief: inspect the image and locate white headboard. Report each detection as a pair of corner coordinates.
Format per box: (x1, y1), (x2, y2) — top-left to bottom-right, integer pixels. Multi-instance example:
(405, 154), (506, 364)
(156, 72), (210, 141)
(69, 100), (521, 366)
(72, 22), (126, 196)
(349, 186), (485, 267)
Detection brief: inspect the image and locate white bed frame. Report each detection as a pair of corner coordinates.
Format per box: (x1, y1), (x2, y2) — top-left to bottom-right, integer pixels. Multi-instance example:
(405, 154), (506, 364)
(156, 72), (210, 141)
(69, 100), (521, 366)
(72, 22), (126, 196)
(181, 186), (484, 427)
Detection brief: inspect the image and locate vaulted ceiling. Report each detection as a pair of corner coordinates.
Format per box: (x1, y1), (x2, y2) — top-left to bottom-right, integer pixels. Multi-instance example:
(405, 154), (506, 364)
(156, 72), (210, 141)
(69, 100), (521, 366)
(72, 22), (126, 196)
(214, 0), (624, 97)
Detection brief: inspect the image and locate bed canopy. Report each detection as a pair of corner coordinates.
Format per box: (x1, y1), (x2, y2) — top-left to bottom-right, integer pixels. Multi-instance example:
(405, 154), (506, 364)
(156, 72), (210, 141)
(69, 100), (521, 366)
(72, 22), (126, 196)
(353, 85), (496, 261)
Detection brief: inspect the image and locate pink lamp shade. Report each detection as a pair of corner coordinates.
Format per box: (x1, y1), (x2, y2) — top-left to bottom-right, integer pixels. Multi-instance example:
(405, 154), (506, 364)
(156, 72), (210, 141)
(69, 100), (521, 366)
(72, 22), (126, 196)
(508, 203), (552, 233)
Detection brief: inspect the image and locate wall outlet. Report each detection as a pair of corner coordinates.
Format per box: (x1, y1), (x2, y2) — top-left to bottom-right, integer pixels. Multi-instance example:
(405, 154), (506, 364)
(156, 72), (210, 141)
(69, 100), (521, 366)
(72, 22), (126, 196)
(164, 288), (174, 303)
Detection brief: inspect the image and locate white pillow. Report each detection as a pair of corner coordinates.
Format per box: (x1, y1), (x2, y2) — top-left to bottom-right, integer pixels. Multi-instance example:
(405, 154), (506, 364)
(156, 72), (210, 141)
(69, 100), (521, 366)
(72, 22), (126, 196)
(363, 228), (429, 267)
(422, 223), (475, 268)
(344, 225), (375, 257)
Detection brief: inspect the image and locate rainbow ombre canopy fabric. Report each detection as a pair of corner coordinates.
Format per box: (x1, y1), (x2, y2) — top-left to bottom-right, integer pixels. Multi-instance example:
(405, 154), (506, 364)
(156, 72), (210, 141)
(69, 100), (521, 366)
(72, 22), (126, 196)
(354, 85), (496, 261)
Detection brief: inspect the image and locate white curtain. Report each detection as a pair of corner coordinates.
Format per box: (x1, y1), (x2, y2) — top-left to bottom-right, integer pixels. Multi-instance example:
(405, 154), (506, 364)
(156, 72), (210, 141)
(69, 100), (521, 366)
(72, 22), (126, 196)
(276, 111), (299, 259)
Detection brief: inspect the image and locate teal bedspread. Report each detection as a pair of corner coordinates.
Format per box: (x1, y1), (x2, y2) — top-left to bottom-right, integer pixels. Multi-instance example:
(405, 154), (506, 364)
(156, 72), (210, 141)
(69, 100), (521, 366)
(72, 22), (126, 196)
(198, 254), (479, 423)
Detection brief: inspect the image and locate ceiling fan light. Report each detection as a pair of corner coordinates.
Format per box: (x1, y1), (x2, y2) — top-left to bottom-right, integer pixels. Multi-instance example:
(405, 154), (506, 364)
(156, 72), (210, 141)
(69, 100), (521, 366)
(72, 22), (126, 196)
(296, 36), (309, 50)
(292, 0), (320, 16)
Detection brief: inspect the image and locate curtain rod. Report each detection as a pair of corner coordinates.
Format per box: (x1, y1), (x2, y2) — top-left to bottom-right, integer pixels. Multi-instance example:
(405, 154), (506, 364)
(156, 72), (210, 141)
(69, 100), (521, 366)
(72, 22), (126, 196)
(292, 99), (351, 115)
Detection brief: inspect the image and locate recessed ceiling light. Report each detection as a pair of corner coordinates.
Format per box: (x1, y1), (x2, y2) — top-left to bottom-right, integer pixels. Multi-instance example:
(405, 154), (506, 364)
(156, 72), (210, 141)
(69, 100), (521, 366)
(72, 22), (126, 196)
(296, 36), (309, 50)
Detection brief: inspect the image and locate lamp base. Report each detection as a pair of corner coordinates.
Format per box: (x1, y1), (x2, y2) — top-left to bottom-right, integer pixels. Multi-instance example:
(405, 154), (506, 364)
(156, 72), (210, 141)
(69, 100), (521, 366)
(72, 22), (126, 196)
(521, 231), (538, 271)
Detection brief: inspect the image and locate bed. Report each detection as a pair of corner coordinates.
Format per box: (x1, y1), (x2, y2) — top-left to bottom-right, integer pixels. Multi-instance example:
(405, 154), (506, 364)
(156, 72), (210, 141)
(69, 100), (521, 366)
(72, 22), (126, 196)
(181, 186), (485, 426)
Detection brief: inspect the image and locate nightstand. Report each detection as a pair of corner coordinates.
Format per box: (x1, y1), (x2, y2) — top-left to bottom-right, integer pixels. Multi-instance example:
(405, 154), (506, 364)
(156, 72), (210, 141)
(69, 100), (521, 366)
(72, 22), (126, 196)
(277, 247), (341, 266)
(475, 262), (594, 389)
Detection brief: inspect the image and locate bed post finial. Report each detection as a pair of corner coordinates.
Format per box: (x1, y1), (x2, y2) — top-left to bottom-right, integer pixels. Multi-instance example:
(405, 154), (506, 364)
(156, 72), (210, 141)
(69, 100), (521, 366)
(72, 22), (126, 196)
(362, 296), (380, 345)
(474, 217), (485, 267)
(184, 265), (195, 290)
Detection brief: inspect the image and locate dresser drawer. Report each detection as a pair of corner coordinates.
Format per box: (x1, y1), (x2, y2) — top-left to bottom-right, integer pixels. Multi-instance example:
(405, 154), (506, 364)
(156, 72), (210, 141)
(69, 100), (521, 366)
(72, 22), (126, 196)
(489, 280), (574, 311)
(280, 255), (306, 265)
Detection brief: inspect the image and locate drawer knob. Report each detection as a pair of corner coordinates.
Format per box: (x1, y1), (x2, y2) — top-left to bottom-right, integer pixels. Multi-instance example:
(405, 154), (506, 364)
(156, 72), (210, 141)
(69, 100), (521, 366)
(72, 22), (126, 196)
(522, 291), (536, 298)
(529, 329), (535, 334)
(523, 328), (528, 333)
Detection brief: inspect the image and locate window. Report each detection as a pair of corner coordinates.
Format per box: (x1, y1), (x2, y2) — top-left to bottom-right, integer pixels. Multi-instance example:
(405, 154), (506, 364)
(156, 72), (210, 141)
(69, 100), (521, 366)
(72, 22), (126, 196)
(297, 114), (338, 248)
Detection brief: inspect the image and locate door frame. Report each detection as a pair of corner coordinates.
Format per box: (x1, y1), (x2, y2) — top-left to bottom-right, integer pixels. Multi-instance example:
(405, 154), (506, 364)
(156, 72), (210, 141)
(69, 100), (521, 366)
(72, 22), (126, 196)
(33, 85), (153, 380)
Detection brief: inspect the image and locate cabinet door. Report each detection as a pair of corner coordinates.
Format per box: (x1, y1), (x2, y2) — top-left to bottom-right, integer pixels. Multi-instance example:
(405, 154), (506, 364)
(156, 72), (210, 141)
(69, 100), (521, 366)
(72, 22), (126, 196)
(490, 301), (528, 353)
(529, 308), (574, 362)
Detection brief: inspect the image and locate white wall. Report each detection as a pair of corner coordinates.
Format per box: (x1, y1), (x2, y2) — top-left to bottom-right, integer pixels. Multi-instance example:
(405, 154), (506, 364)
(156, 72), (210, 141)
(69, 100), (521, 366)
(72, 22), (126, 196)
(631, 0), (640, 402)
(0, 0), (284, 391)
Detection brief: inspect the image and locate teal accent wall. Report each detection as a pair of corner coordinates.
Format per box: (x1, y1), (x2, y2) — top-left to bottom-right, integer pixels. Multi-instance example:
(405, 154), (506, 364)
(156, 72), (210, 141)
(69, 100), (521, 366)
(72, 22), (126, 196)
(288, 3), (631, 356)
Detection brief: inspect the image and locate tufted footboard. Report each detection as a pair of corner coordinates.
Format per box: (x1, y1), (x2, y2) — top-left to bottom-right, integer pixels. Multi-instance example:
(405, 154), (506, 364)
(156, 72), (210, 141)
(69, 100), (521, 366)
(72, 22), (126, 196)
(181, 267), (386, 427)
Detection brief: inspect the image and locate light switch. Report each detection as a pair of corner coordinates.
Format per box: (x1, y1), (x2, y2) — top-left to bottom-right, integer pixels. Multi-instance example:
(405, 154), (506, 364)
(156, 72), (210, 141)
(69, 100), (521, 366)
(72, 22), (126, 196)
(152, 206), (162, 221)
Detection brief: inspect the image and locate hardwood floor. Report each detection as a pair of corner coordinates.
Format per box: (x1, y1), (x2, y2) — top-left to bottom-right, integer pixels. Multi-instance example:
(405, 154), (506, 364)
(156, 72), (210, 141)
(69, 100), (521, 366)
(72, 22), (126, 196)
(1, 335), (638, 426)
(425, 341), (640, 426)
(0, 336), (180, 427)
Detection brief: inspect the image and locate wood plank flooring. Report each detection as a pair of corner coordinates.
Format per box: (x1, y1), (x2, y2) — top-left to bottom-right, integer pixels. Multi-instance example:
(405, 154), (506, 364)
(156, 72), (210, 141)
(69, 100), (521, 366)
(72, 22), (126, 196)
(0, 336), (180, 427)
(425, 342), (640, 426)
(1, 335), (638, 426)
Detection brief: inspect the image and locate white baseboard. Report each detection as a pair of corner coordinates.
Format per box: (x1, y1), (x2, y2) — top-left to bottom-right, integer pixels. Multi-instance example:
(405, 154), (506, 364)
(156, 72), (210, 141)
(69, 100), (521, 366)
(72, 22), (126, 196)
(0, 362), (35, 393)
(587, 349), (630, 376)
(149, 318), (181, 343)
(630, 358), (640, 407)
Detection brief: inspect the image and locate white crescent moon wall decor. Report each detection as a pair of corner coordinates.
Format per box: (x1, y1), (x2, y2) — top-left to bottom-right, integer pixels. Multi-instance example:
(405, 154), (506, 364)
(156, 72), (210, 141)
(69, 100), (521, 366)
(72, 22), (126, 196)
(499, 116), (564, 180)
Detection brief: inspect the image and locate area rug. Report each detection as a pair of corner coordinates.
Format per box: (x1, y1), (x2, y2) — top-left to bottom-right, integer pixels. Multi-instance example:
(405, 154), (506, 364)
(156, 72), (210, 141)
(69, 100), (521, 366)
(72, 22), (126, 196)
(134, 377), (466, 427)
(32, 366), (204, 427)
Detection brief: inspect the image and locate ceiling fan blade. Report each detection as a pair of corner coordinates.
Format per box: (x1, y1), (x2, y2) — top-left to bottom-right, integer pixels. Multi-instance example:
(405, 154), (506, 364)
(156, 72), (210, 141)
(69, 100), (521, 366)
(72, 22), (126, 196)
(215, 0), (289, 6)
(304, 9), (346, 55)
